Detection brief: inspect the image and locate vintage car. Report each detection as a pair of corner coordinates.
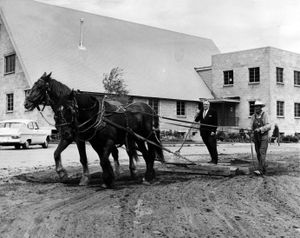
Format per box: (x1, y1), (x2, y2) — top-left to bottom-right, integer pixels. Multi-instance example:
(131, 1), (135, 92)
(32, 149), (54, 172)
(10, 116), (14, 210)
(0, 119), (52, 149)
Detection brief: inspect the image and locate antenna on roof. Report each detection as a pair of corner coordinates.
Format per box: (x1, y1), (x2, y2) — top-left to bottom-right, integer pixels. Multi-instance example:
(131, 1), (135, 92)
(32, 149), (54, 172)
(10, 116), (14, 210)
(78, 18), (86, 50)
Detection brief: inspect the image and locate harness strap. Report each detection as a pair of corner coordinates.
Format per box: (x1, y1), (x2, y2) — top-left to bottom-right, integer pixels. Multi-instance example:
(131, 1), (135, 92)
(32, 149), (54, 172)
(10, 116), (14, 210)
(77, 97), (106, 134)
(38, 108), (56, 127)
(102, 117), (195, 165)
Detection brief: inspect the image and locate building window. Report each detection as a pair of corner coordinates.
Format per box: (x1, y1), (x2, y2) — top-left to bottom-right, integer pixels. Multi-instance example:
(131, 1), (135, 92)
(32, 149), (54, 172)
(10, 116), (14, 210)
(148, 98), (159, 115)
(249, 101), (255, 116)
(223, 70), (234, 85)
(6, 93), (14, 112)
(176, 101), (185, 116)
(4, 53), (16, 75)
(295, 103), (300, 118)
(276, 67), (284, 84)
(24, 90), (30, 111)
(277, 101), (284, 117)
(249, 67), (260, 83)
(25, 89), (30, 97)
(27, 122), (34, 130)
(294, 71), (300, 86)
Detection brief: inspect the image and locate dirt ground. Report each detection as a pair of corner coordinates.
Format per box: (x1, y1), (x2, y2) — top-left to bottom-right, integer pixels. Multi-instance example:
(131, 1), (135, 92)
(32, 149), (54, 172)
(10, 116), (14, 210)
(0, 143), (299, 238)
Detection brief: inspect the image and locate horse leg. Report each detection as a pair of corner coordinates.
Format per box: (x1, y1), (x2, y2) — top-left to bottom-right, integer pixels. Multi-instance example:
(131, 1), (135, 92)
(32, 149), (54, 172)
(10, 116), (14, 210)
(90, 140), (115, 188)
(146, 142), (156, 181)
(136, 141), (155, 184)
(111, 146), (120, 178)
(76, 140), (90, 186)
(54, 139), (71, 180)
(126, 139), (139, 179)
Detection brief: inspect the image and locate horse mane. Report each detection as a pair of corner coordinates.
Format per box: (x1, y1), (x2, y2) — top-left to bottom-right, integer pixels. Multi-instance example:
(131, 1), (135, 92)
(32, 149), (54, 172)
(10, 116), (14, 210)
(48, 77), (72, 98)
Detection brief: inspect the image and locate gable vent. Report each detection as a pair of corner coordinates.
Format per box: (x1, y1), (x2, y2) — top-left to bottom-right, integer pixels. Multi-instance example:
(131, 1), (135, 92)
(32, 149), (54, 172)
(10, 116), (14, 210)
(78, 18), (86, 50)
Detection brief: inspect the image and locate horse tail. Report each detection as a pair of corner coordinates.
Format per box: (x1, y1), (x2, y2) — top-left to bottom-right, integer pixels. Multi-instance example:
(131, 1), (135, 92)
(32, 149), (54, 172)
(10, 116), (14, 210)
(151, 113), (164, 162)
(153, 112), (159, 130)
(126, 102), (164, 162)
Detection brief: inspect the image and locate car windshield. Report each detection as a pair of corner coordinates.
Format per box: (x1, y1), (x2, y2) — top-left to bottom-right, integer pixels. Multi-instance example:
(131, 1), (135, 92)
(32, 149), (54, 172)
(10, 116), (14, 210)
(0, 122), (25, 128)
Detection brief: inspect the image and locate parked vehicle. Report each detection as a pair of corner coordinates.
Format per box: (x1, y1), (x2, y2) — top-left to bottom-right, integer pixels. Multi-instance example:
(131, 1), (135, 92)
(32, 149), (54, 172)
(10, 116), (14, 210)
(0, 119), (52, 149)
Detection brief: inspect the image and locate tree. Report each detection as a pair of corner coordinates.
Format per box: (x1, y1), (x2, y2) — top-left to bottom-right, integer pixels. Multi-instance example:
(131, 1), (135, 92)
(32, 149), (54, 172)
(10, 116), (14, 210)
(102, 67), (129, 96)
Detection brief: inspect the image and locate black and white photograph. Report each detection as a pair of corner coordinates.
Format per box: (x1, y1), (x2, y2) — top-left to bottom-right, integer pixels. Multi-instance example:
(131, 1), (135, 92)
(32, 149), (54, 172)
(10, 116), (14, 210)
(0, 0), (299, 237)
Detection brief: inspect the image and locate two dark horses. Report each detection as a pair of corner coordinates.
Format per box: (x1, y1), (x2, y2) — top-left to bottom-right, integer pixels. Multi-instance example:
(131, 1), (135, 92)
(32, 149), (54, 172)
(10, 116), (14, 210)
(24, 72), (164, 188)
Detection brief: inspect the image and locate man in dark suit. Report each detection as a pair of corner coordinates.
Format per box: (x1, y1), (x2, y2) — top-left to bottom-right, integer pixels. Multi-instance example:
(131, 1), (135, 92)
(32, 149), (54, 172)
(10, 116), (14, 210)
(194, 99), (218, 164)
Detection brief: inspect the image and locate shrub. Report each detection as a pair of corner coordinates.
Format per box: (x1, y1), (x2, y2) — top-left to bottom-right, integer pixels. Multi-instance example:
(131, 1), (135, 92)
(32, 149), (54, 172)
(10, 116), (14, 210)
(161, 130), (185, 142)
(217, 130), (250, 142)
(281, 135), (299, 143)
(216, 131), (226, 141)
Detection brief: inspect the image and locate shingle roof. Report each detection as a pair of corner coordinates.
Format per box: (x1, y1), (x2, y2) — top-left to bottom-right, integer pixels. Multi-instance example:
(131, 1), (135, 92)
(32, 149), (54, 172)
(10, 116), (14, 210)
(0, 0), (220, 101)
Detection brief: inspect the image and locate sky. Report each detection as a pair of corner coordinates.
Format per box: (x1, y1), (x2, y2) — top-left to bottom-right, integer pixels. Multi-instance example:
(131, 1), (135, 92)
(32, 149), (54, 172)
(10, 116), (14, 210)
(36, 0), (300, 54)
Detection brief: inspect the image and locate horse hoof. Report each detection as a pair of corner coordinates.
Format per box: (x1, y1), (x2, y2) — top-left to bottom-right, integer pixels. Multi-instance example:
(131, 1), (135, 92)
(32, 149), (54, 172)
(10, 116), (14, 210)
(101, 183), (115, 189)
(79, 176), (90, 186)
(130, 173), (138, 180)
(115, 171), (121, 179)
(142, 178), (151, 186)
(57, 170), (68, 180)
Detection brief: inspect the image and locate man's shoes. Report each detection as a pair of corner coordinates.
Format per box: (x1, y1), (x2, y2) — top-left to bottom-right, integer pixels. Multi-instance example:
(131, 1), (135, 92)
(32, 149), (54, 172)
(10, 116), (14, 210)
(253, 170), (263, 176)
(208, 161), (218, 165)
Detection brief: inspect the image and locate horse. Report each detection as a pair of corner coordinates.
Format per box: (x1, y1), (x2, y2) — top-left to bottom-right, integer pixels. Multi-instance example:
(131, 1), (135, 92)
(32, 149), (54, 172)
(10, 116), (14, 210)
(55, 90), (164, 187)
(24, 72), (118, 185)
(24, 72), (164, 186)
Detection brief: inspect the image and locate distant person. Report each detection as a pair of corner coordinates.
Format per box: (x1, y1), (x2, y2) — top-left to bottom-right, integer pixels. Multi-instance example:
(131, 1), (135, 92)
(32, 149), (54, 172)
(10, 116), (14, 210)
(249, 100), (271, 175)
(271, 124), (280, 146)
(194, 99), (218, 164)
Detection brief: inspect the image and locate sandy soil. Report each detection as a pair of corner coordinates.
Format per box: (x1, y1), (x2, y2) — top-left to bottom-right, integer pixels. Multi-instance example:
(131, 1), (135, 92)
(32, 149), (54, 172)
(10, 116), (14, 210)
(0, 143), (299, 238)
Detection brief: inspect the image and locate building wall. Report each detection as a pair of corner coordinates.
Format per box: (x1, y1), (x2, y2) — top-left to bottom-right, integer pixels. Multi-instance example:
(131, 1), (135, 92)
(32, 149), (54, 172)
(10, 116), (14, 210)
(134, 97), (199, 133)
(211, 47), (300, 135)
(268, 48), (300, 134)
(197, 69), (213, 92)
(0, 18), (40, 123)
(159, 99), (200, 140)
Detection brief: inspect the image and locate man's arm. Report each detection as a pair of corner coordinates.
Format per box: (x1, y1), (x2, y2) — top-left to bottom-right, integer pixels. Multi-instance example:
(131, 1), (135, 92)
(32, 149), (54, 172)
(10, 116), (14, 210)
(260, 113), (271, 133)
(194, 109), (201, 122)
(211, 110), (218, 133)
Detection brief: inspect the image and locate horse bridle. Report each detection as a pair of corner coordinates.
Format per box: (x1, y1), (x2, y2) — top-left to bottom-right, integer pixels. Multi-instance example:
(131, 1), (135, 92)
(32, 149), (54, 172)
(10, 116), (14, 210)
(32, 79), (53, 112)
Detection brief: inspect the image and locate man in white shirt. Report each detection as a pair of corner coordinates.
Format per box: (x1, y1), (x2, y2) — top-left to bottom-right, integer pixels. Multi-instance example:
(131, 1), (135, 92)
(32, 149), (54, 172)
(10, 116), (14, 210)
(249, 100), (271, 175)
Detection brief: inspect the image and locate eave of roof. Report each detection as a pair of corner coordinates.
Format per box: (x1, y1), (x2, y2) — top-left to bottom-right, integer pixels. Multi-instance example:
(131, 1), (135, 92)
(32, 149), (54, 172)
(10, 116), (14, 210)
(199, 97), (240, 103)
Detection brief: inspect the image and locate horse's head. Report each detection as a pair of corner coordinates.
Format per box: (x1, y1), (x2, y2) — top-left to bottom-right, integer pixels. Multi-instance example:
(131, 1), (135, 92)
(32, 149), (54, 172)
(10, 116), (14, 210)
(24, 72), (52, 111)
(54, 92), (78, 141)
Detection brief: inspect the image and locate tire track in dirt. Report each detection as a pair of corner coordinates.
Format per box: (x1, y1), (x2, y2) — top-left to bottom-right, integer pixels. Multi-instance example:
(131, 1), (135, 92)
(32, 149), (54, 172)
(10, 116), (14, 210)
(0, 161), (300, 238)
(207, 177), (262, 238)
(174, 177), (257, 237)
(117, 187), (141, 238)
(208, 175), (300, 238)
(0, 178), (123, 238)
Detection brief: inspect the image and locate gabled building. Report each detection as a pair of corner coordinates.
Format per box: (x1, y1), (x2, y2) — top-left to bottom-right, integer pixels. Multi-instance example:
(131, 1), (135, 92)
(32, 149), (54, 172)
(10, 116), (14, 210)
(0, 0), (220, 133)
(2, 1), (298, 136)
(199, 47), (300, 135)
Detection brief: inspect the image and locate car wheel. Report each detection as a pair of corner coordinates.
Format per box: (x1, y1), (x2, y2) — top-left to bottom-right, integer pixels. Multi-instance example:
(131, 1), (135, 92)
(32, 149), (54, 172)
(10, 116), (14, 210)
(42, 140), (48, 148)
(15, 145), (21, 149)
(22, 140), (30, 149)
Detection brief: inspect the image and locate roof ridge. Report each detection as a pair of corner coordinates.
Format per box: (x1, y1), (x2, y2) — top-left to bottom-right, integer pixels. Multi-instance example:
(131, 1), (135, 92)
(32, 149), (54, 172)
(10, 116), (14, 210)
(34, 0), (212, 42)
